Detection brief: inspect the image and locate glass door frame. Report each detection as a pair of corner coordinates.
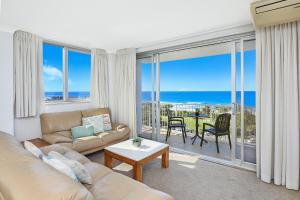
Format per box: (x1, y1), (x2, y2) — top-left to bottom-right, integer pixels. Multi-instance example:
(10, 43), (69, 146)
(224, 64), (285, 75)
(151, 53), (161, 141)
(137, 33), (256, 170)
(231, 38), (256, 170)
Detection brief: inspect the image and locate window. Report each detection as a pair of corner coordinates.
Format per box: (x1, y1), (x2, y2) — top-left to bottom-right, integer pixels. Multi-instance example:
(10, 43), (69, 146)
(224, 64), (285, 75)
(43, 43), (64, 101)
(43, 42), (91, 102)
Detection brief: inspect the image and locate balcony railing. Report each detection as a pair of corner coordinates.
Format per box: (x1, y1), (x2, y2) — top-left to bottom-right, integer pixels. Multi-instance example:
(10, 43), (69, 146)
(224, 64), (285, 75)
(141, 102), (256, 143)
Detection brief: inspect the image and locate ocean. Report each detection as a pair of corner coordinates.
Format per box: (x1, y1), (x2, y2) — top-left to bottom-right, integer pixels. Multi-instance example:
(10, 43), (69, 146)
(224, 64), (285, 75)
(142, 91), (255, 107)
(45, 91), (255, 107)
(45, 92), (90, 100)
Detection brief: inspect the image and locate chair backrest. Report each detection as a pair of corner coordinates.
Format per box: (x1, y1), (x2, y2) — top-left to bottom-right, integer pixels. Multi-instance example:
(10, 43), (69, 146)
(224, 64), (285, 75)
(215, 113), (231, 132)
(166, 109), (173, 120)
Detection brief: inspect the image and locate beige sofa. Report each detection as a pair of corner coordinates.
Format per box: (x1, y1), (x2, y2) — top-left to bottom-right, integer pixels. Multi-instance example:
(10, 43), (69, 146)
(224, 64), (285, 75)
(40, 108), (130, 155)
(0, 132), (173, 200)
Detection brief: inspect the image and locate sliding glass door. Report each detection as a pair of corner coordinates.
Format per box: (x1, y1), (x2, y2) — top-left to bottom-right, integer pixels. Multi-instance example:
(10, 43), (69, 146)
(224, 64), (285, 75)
(137, 54), (160, 141)
(137, 36), (256, 168)
(232, 39), (256, 168)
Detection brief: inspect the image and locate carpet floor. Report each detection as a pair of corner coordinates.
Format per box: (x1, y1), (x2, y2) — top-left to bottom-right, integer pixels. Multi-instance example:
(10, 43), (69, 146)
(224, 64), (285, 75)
(87, 151), (300, 200)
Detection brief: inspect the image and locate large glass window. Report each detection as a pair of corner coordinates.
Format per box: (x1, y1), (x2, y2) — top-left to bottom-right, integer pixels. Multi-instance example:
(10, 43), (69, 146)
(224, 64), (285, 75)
(43, 43), (64, 101)
(68, 50), (91, 100)
(43, 43), (91, 102)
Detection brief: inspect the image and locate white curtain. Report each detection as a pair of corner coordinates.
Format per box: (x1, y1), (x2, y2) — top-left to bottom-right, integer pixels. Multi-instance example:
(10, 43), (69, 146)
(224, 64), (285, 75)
(111, 48), (136, 137)
(14, 31), (43, 118)
(90, 49), (109, 107)
(256, 21), (300, 190)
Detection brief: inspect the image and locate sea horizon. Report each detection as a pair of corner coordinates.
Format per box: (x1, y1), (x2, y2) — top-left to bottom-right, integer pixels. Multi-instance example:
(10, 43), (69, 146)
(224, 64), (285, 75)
(45, 91), (256, 107)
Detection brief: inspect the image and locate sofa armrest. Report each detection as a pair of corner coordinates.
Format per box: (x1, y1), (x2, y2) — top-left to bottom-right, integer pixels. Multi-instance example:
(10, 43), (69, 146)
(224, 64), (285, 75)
(42, 134), (73, 144)
(111, 123), (128, 131)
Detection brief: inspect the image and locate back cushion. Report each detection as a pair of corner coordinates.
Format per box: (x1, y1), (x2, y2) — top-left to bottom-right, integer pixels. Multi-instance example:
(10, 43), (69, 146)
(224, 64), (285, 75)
(40, 111), (82, 135)
(81, 108), (111, 119)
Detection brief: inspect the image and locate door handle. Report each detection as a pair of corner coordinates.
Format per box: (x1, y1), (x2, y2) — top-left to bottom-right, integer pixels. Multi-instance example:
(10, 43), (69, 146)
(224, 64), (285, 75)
(232, 103), (236, 115)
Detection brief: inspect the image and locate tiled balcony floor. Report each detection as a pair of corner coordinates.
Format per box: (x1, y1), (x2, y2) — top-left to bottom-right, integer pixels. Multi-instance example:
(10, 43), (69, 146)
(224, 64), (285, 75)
(139, 128), (256, 163)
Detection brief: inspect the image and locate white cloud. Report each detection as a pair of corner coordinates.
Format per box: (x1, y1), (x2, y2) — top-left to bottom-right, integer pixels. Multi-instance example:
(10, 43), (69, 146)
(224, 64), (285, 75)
(44, 65), (63, 80)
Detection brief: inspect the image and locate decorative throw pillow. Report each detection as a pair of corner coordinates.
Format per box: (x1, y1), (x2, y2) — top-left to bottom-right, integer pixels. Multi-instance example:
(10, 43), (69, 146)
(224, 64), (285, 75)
(24, 141), (44, 159)
(82, 115), (104, 134)
(71, 125), (94, 139)
(42, 156), (78, 182)
(102, 114), (112, 131)
(48, 151), (92, 185)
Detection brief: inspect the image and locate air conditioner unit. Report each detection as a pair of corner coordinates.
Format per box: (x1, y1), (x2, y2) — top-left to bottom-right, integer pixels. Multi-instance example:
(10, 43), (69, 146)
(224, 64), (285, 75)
(250, 0), (300, 27)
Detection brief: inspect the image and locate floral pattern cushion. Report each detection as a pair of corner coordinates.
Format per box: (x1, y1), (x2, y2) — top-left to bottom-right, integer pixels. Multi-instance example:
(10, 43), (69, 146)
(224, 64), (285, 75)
(48, 151), (92, 185)
(102, 114), (112, 131)
(82, 115), (104, 134)
(42, 156), (78, 182)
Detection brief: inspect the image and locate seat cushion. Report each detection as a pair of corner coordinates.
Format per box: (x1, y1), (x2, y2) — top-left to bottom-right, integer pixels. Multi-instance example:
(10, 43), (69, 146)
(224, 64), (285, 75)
(83, 162), (112, 189)
(98, 130), (128, 144)
(72, 136), (104, 152)
(89, 172), (173, 200)
(42, 133), (73, 144)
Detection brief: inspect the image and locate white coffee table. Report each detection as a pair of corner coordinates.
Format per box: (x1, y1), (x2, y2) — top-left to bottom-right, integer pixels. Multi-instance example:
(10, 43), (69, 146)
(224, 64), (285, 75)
(104, 139), (169, 182)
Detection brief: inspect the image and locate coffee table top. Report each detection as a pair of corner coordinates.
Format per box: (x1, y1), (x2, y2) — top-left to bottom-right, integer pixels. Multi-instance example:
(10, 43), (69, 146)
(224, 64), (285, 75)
(104, 139), (169, 161)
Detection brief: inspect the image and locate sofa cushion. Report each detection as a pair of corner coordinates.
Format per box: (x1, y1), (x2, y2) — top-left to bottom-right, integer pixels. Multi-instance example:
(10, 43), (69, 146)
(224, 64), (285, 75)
(56, 130), (72, 138)
(81, 108), (111, 120)
(48, 151), (92, 185)
(72, 136), (104, 152)
(71, 125), (94, 139)
(89, 172), (173, 200)
(42, 155), (79, 182)
(42, 133), (73, 144)
(82, 115), (104, 134)
(41, 144), (91, 165)
(83, 162), (112, 187)
(40, 111), (82, 135)
(98, 130), (128, 144)
(102, 114), (112, 131)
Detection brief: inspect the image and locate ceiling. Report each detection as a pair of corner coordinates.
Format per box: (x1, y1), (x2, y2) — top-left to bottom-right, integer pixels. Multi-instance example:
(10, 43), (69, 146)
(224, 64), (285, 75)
(0, 0), (255, 52)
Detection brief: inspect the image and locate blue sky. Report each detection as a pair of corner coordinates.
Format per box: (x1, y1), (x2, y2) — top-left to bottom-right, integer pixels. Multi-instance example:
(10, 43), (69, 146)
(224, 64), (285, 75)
(43, 43), (255, 93)
(43, 43), (91, 92)
(142, 50), (256, 91)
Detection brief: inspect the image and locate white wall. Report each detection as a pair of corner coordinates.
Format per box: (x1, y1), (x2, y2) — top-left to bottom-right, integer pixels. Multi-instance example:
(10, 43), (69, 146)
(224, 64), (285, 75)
(0, 30), (14, 135)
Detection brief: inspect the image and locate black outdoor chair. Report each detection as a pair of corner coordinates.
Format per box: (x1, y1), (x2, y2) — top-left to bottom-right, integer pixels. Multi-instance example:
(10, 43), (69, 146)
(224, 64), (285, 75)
(200, 113), (231, 153)
(165, 109), (187, 143)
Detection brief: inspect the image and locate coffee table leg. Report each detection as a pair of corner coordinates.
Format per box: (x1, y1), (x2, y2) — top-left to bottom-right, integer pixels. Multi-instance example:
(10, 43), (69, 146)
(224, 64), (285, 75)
(133, 163), (143, 182)
(162, 149), (169, 168)
(104, 151), (113, 169)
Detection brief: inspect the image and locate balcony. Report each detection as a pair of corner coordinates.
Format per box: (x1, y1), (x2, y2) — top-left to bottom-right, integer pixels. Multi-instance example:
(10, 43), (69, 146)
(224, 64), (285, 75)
(139, 102), (256, 163)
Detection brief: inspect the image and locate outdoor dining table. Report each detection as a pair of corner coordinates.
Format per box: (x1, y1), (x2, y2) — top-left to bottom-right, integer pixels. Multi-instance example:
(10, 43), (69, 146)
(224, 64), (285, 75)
(187, 113), (209, 145)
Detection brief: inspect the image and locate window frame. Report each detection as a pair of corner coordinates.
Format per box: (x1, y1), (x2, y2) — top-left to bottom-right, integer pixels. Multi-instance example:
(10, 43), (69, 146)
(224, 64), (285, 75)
(43, 41), (91, 103)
